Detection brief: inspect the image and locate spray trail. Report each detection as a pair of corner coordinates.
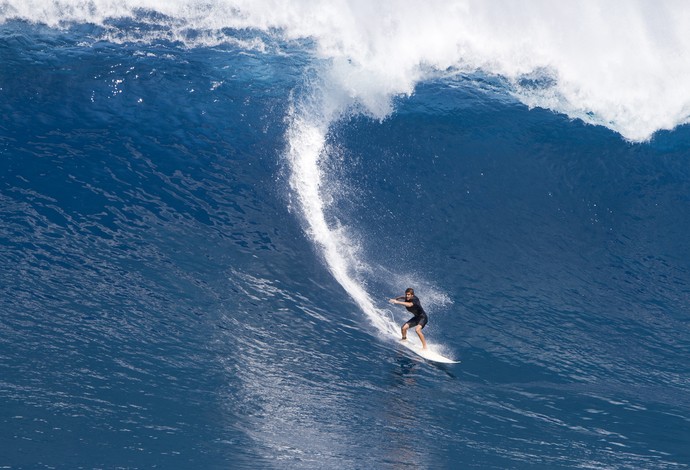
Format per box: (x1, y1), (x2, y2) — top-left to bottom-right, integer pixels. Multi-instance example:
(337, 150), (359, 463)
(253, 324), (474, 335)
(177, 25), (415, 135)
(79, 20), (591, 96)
(284, 99), (458, 363)
(284, 85), (398, 338)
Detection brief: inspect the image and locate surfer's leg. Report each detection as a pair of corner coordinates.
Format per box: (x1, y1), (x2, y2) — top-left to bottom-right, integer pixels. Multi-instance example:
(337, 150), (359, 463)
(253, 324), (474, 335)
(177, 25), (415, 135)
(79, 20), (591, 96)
(402, 317), (417, 340)
(415, 325), (427, 349)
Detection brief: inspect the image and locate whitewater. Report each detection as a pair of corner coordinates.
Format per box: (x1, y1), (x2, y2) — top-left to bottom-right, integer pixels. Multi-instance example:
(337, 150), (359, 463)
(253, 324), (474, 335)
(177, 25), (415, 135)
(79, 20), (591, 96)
(5, 0), (690, 141)
(2, 1), (690, 468)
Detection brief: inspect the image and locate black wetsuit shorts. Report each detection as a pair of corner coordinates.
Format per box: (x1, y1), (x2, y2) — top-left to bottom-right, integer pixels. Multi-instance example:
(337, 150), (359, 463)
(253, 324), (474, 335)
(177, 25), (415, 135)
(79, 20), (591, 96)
(405, 314), (428, 329)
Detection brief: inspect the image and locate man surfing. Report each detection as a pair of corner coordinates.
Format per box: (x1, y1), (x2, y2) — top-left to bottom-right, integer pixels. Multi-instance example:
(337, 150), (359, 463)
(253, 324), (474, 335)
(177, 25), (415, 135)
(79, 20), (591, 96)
(389, 288), (428, 349)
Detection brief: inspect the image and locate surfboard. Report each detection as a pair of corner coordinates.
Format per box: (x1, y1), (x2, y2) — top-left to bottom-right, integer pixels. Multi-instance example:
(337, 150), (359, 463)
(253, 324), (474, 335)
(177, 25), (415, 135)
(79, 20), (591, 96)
(397, 336), (460, 364)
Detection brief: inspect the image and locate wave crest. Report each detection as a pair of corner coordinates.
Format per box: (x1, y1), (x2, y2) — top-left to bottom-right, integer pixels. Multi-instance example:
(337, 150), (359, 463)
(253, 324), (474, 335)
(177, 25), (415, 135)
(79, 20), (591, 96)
(5, 1), (690, 140)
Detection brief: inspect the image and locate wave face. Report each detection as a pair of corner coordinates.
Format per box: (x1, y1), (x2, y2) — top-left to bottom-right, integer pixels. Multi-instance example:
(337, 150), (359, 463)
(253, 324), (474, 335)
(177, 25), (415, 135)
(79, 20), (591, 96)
(2, 2), (690, 469)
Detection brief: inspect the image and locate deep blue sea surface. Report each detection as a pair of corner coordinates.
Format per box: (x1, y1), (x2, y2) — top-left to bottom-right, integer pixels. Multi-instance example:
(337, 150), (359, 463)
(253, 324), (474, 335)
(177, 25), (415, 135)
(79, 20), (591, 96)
(2, 3), (690, 469)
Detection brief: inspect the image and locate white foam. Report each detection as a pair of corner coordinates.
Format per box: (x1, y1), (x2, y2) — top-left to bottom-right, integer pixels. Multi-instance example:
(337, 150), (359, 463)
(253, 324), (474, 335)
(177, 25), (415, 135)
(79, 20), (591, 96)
(285, 92), (398, 338)
(5, 1), (690, 140)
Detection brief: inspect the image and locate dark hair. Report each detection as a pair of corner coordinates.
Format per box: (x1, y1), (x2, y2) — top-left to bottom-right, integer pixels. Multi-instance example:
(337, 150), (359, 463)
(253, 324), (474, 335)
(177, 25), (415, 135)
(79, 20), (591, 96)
(405, 288), (414, 295)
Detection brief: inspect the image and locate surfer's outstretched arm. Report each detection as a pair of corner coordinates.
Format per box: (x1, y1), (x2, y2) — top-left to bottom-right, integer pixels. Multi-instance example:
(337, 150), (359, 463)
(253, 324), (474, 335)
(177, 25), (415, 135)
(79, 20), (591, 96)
(389, 297), (412, 307)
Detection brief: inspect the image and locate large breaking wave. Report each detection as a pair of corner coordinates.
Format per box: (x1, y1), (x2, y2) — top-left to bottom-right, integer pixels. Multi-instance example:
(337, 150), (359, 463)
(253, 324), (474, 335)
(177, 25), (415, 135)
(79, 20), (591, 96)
(5, 0), (690, 351)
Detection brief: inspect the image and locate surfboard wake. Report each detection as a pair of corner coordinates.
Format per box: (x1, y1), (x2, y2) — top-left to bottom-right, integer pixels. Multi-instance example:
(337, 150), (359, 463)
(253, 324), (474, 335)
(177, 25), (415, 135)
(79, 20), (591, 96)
(285, 73), (459, 364)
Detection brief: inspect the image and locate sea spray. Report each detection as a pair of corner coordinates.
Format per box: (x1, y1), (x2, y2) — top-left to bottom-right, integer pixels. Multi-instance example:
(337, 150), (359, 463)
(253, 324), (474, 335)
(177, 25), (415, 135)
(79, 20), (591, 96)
(284, 84), (399, 337)
(4, 1), (690, 140)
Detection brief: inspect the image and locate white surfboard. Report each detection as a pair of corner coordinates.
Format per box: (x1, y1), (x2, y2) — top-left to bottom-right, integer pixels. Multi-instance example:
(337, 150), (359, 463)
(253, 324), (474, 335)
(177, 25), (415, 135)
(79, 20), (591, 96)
(397, 336), (460, 364)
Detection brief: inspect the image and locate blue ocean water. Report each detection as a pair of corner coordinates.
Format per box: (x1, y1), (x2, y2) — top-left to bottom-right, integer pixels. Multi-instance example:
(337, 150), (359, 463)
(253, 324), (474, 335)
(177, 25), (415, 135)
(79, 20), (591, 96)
(2, 3), (690, 469)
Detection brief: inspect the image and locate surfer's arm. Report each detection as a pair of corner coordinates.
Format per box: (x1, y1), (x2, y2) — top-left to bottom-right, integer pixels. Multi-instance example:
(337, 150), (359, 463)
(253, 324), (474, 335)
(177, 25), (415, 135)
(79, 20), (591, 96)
(389, 297), (413, 307)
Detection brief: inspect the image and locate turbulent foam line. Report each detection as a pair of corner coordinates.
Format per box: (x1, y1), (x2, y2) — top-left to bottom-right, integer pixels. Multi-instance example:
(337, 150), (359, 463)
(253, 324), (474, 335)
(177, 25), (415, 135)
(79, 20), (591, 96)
(285, 102), (396, 338)
(5, 1), (690, 140)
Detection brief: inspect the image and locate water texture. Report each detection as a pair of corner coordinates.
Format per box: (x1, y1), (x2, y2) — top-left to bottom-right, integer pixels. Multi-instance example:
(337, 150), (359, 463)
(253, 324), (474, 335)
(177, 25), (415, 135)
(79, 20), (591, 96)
(1, 2), (690, 468)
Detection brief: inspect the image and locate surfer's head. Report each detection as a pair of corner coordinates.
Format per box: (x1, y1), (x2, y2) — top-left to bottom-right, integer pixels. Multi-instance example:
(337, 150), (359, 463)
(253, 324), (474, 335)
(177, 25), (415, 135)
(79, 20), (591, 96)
(405, 288), (414, 298)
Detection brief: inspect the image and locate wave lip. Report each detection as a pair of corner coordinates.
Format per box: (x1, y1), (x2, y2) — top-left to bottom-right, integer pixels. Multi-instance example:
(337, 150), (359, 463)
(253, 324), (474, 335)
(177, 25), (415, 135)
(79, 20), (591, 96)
(5, 1), (690, 140)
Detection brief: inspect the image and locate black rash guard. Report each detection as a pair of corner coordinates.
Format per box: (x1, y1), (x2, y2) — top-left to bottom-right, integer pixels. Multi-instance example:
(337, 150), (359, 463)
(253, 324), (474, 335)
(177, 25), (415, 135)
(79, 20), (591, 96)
(401, 295), (428, 328)
(405, 295), (426, 317)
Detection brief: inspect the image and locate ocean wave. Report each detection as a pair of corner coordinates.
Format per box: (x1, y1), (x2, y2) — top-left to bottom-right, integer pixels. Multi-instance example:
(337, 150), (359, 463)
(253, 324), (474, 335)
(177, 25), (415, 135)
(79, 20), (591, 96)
(3, 1), (690, 141)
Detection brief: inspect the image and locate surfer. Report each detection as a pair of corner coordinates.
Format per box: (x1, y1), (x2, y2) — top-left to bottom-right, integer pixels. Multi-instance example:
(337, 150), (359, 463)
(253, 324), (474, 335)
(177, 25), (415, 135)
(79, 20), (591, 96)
(389, 288), (428, 349)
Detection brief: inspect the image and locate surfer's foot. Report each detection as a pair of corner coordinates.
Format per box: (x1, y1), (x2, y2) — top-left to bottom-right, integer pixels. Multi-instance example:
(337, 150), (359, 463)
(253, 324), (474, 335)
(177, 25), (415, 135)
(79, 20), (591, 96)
(401, 336), (407, 341)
